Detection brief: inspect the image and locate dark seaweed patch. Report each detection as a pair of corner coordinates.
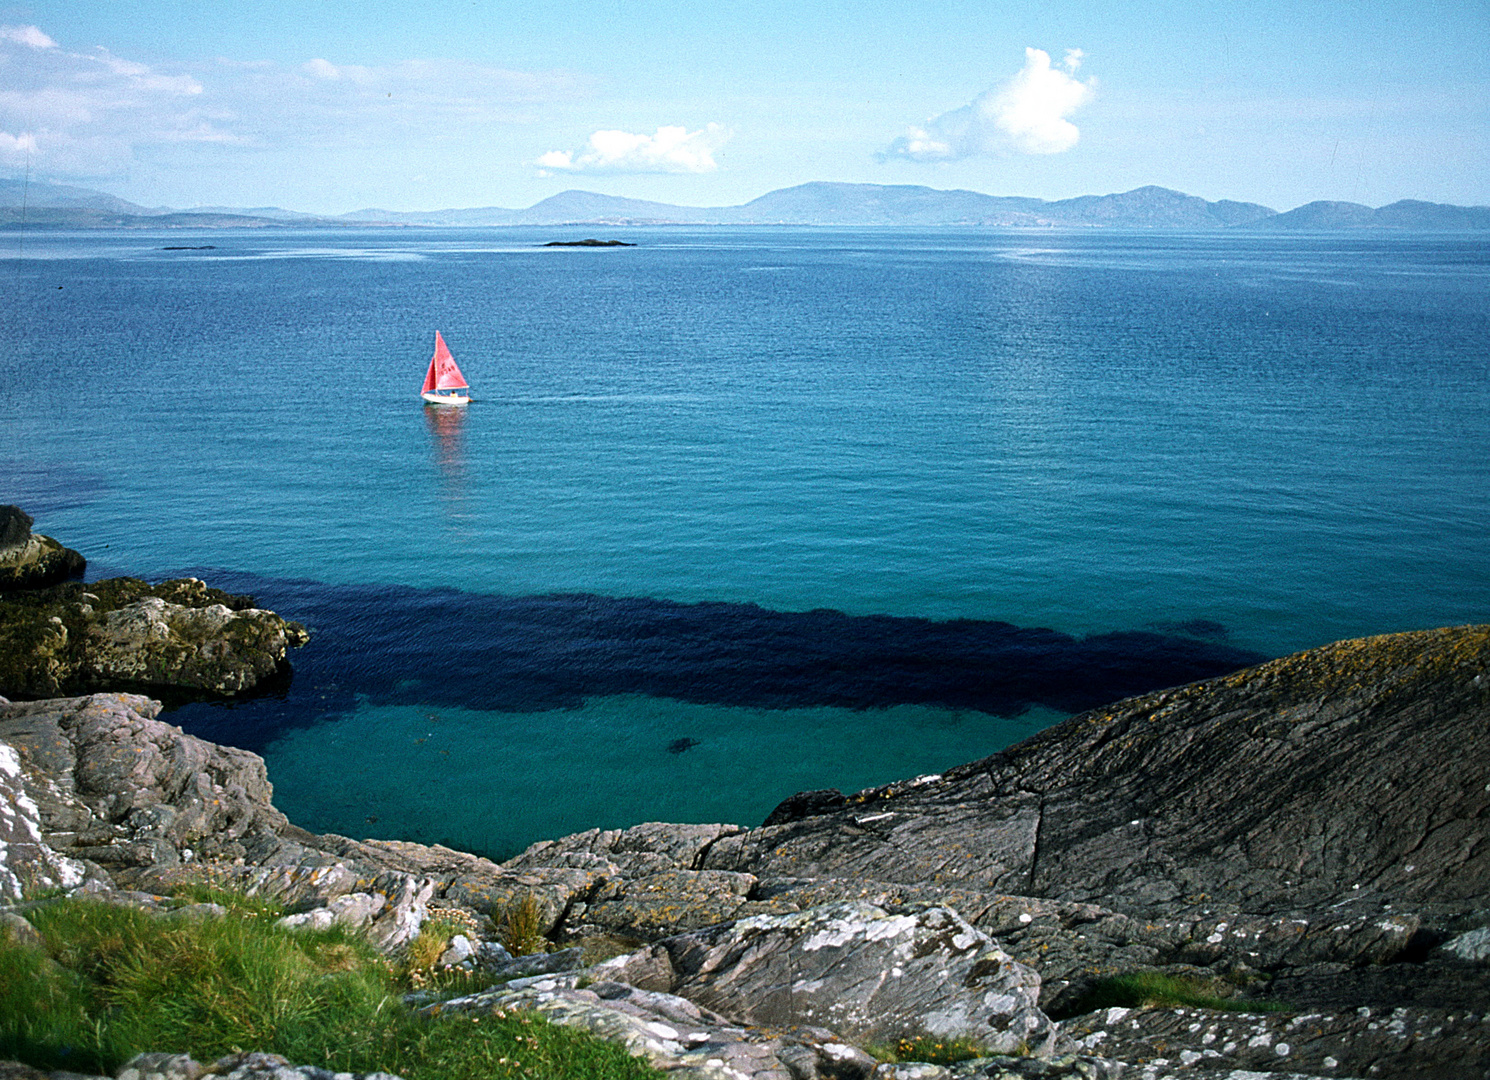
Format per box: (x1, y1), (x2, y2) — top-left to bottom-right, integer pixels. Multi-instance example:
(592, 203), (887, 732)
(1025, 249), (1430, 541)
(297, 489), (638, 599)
(162, 571), (1268, 753)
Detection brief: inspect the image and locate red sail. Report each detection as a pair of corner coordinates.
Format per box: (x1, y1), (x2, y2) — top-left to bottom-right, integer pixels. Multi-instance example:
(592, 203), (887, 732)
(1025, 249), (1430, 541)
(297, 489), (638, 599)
(421, 331), (469, 392)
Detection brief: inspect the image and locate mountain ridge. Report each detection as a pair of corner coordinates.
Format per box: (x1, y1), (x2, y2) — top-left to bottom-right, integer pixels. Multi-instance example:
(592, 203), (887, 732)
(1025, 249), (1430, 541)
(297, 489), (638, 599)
(2, 177), (1486, 229)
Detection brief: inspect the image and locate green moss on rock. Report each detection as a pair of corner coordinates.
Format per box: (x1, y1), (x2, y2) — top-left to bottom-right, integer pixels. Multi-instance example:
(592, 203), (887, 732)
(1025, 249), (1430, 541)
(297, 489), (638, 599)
(0, 577), (308, 700)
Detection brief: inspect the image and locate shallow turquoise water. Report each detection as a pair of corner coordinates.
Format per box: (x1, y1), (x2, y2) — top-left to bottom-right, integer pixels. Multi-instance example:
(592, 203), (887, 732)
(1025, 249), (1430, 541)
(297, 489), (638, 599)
(262, 697), (1063, 856)
(2, 227), (1486, 854)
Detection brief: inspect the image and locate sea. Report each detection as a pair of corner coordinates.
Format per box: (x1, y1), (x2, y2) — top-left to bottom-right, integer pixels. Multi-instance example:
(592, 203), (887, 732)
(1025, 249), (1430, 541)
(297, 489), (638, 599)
(2, 226), (1487, 859)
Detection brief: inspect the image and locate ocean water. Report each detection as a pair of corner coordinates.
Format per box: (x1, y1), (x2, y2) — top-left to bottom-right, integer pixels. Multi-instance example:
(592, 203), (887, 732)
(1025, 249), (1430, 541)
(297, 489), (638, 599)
(2, 226), (1487, 857)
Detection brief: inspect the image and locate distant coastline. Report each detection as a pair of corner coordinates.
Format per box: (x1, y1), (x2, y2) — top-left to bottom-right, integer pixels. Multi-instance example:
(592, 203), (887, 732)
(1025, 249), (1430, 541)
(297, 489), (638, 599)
(2, 178), (1488, 231)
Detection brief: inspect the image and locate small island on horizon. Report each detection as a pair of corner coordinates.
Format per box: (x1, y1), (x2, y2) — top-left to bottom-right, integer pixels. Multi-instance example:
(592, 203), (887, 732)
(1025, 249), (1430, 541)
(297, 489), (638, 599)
(542, 238), (637, 247)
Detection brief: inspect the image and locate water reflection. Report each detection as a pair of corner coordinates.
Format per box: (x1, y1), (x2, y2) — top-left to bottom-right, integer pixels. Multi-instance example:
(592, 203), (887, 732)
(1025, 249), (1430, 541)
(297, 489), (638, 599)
(423, 404), (466, 504)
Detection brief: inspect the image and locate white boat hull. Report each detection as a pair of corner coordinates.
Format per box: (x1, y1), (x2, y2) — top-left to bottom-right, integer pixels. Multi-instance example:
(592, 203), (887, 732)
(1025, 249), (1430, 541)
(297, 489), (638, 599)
(422, 391), (470, 406)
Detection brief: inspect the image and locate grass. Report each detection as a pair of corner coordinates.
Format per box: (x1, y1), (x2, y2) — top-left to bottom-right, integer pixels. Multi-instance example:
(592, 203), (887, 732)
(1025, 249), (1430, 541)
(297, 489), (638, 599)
(495, 892), (548, 958)
(1053, 970), (1291, 1018)
(0, 893), (663, 1080)
(868, 1035), (997, 1065)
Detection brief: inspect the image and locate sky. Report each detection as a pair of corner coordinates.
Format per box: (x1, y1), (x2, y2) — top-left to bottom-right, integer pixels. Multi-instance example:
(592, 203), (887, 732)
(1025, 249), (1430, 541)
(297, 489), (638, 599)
(1, 1), (1486, 214)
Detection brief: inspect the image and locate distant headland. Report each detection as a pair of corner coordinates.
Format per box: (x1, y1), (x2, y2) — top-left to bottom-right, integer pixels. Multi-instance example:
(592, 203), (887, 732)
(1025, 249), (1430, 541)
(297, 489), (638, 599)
(2, 178), (1487, 231)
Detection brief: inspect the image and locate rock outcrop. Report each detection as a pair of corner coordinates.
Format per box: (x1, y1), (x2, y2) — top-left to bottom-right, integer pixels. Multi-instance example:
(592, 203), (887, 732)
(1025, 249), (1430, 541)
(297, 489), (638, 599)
(699, 625), (1490, 917)
(4, 625), (1489, 1079)
(0, 506), (85, 592)
(595, 902), (1057, 1054)
(0, 576), (308, 699)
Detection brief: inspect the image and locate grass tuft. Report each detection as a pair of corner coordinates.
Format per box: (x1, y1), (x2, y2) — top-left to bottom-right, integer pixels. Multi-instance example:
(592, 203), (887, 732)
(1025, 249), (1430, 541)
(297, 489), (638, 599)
(495, 893), (548, 957)
(1054, 970), (1291, 1018)
(0, 895), (662, 1080)
(867, 1035), (994, 1065)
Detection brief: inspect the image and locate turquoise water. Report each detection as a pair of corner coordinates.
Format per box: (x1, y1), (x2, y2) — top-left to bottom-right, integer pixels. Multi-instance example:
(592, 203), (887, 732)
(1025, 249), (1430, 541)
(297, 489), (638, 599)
(2, 227), (1487, 855)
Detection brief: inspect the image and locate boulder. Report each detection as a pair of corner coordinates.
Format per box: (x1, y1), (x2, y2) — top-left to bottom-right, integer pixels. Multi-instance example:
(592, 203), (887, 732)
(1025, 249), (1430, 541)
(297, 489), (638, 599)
(82, 597), (290, 694)
(597, 902), (1058, 1055)
(0, 693), (289, 871)
(423, 972), (885, 1080)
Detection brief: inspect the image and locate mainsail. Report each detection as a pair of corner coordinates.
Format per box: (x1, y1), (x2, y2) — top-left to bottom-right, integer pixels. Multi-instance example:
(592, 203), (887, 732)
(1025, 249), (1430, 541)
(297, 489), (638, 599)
(421, 331), (469, 393)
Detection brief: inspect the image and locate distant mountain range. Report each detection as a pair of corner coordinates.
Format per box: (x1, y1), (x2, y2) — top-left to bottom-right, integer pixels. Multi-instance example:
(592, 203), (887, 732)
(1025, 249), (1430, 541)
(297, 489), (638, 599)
(2, 178), (1487, 230)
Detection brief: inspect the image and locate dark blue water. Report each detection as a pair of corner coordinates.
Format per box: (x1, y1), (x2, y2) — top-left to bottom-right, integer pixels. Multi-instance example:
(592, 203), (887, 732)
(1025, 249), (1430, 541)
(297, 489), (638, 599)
(2, 227), (1486, 856)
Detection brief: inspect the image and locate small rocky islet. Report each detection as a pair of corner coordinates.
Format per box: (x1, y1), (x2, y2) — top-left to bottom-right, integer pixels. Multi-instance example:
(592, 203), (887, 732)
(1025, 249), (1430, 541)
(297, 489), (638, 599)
(1, 507), (1487, 1079)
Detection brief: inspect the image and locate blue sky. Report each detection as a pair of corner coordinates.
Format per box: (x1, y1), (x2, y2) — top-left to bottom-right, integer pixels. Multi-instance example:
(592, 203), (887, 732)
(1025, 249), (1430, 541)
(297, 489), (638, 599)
(1, 0), (1486, 213)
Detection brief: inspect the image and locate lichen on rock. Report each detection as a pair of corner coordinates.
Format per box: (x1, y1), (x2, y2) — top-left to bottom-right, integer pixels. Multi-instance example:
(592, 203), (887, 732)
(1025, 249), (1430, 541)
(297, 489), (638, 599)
(0, 576), (307, 699)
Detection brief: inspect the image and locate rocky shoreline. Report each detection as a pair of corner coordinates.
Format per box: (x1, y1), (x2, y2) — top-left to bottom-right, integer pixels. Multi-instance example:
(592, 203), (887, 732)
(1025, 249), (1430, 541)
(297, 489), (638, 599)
(0, 507), (306, 701)
(1, 511), (1486, 1079)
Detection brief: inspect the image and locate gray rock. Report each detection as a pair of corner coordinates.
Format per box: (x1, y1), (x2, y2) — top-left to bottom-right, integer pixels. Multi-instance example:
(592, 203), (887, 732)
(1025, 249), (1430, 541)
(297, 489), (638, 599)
(1061, 1003), (1486, 1080)
(277, 891), (387, 934)
(880, 1059), (1124, 1080)
(0, 693), (289, 872)
(597, 902), (1058, 1055)
(229, 865), (431, 953)
(474, 939), (513, 967)
(0, 740), (89, 901)
(0, 694), (433, 952)
(1440, 925), (1490, 963)
(0, 507), (32, 551)
(424, 974), (881, 1079)
(116, 1052), (406, 1080)
(703, 626), (1490, 919)
(482, 945), (584, 978)
(115, 1053), (207, 1080)
(0, 910), (44, 948)
(436, 932), (475, 968)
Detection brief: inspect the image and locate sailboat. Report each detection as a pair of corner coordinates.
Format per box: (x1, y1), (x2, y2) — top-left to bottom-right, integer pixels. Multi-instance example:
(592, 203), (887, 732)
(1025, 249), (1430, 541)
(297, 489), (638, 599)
(420, 331), (470, 406)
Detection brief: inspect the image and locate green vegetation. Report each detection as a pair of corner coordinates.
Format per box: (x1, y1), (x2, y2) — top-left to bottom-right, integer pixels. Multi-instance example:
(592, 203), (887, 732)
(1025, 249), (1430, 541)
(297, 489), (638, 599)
(868, 1035), (996, 1065)
(0, 893), (662, 1080)
(495, 892), (548, 957)
(1053, 970), (1291, 1018)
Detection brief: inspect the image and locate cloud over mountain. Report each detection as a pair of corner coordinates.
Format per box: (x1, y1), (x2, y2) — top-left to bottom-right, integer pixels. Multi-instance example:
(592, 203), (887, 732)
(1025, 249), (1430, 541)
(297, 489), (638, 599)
(883, 47), (1095, 162)
(0, 25), (582, 180)
(536, 123), (728, 175)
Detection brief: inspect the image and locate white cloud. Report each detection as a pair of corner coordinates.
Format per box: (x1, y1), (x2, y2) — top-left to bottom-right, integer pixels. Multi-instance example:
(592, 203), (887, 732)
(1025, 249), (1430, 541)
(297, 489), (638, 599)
(0, 131), (39, 161)
(0, 25), (56, 49)
(303, 58), (375, 84)
(537, 123), (727, 174)
(883, 47), (1095, 162)
(0, 27), (585, 182)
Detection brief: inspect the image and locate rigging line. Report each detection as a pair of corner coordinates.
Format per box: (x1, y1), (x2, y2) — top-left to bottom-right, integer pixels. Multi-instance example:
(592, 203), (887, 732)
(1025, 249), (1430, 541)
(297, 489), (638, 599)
(13, 146), (29, 290)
